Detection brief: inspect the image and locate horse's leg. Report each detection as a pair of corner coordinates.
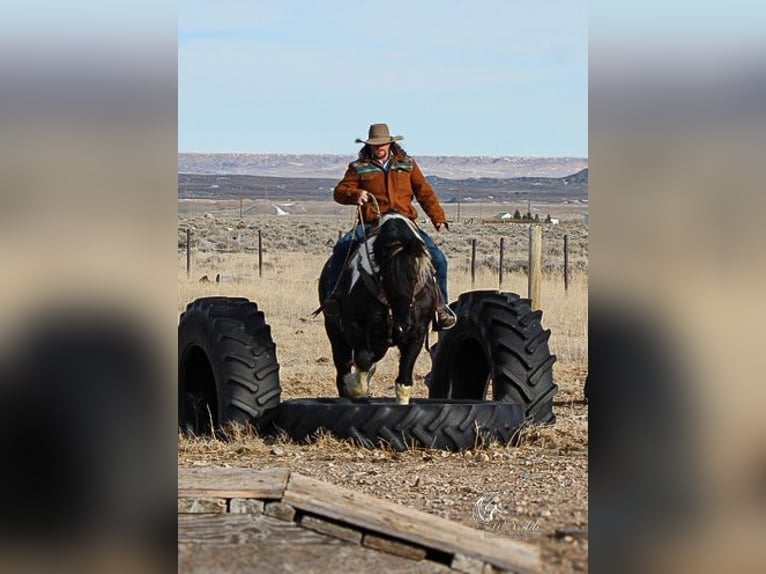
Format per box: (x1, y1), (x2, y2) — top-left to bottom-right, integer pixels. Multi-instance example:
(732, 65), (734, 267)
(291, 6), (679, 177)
(343, 365), (374, 399)
(395, 329), (428, 405)
(326, 319), (352, 397)
(343, 348), (376, 399)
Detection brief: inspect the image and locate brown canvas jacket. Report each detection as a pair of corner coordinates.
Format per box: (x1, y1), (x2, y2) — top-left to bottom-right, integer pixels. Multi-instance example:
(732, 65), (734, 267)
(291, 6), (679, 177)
(333, 151), (447, 229)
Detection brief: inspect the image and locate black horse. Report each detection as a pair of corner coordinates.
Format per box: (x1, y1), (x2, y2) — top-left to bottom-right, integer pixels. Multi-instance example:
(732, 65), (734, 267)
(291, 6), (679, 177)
(318, 213), (438, 404)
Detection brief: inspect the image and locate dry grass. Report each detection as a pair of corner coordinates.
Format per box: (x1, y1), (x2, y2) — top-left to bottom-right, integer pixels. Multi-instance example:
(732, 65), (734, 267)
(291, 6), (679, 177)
(177, 209), (588, 401)
(177, 205), (588, 573)
(178, 251), (587, 399)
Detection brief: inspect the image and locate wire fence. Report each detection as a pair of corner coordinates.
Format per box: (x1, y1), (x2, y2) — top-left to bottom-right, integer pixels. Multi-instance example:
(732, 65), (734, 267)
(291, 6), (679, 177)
(181, 225), (578, 309)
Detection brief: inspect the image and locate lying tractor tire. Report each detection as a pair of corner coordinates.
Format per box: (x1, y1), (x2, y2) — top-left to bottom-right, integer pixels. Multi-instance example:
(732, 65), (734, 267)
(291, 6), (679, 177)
(178, 297), (281, 435)
(429, 291), (557, 424)
(261, 398), (526, 452)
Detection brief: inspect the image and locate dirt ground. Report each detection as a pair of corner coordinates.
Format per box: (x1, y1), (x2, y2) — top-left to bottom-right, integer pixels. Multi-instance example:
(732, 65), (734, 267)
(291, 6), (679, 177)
(178, 364), (588, 573)
(178, 205), (588, 573)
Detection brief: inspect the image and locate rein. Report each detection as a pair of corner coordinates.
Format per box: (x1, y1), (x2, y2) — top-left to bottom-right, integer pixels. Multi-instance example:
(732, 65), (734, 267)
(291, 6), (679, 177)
(357, 194), (382, 244)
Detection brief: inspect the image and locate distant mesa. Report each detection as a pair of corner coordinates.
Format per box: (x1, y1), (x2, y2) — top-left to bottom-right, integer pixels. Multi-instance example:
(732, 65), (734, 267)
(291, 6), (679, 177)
(178, 152), (587, 180)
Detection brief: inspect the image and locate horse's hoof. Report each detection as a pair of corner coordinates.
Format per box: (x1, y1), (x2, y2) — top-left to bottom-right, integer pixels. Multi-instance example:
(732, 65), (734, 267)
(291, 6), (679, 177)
(343, 371), (369, 398)
(395, 384), (412, 405)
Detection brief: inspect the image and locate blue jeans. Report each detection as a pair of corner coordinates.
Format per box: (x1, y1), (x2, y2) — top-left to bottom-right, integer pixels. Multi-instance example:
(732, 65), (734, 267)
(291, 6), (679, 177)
(324, 224), (449, 303)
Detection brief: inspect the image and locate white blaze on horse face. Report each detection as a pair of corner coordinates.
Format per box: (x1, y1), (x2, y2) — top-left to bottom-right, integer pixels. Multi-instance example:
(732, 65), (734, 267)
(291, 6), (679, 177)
(395, 384), (412, 405)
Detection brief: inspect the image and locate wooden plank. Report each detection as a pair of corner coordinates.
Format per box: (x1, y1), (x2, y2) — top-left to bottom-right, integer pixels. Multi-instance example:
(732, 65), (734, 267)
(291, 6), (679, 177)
(179, 488), (281, 499)
(178, 541), (454, 574)
(283, 473), (540, 574)
(363, 533), (428, 561)
(178, 513), (337, 546)
(178, 467), (290, 500)
(179, 513), (453, 574)
(300, 515), (363, 544)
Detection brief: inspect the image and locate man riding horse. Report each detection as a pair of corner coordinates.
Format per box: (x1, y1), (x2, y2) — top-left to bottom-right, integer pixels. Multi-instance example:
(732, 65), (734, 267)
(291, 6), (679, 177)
(318, 123), (457, 404)
(322, 123), (456, 330)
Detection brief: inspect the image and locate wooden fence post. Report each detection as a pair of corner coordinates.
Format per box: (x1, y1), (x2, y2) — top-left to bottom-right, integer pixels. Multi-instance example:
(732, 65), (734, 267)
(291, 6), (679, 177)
(528, 225), (542, 309)
(186, 229), (191, 278)
(470, 238), (477, 288)
(258, 230), (263, 278)
(498, 237), (505, 290)
(564, 234), (569, 292)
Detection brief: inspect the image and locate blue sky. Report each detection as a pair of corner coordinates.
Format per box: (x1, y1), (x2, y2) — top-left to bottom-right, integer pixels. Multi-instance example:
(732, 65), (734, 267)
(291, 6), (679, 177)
(179, 1), (587, 157)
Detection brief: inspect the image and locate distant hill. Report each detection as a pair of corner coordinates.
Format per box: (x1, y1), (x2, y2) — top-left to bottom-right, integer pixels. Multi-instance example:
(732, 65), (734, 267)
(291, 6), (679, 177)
(178, 153), (587, 180)
(178, 168), (587, 204)
(563, 168), (588, 185)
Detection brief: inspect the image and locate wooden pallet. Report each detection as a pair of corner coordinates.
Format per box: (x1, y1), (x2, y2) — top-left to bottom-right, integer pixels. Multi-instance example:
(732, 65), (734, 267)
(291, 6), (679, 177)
(179, 467), (541, 573)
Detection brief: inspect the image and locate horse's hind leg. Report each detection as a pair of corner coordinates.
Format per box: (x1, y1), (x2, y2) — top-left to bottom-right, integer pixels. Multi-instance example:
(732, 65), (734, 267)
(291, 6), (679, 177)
(326, 320), (352, 397)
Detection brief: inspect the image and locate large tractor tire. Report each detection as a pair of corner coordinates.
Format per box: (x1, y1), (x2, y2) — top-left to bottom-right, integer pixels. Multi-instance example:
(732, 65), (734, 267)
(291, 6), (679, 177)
(428, 291), (557, 424)
(178, 297), (281, 434)
(261, 398), (526, 452)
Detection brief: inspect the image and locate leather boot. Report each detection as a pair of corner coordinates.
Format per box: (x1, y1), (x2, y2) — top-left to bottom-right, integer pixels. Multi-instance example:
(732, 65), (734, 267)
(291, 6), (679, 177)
(435, 303), (457, 330)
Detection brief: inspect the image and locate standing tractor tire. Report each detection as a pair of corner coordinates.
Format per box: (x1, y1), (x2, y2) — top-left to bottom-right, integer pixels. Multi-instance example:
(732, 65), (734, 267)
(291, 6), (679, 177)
(262, 398), (526, 452)
(429, 290), (557, 424)
(178, 297), (281, 435)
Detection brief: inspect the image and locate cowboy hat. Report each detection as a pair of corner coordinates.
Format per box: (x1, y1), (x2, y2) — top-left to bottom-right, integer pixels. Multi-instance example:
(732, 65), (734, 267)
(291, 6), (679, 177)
(355, 123), (404, 145)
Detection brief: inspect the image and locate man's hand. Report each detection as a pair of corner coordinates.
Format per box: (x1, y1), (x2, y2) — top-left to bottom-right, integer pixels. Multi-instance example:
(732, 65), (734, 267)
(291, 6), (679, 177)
(356, 190), (369, 205)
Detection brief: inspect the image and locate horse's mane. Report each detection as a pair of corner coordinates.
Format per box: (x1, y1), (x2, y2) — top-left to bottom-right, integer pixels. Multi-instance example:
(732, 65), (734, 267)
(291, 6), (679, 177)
(372, 214), (433, 300)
